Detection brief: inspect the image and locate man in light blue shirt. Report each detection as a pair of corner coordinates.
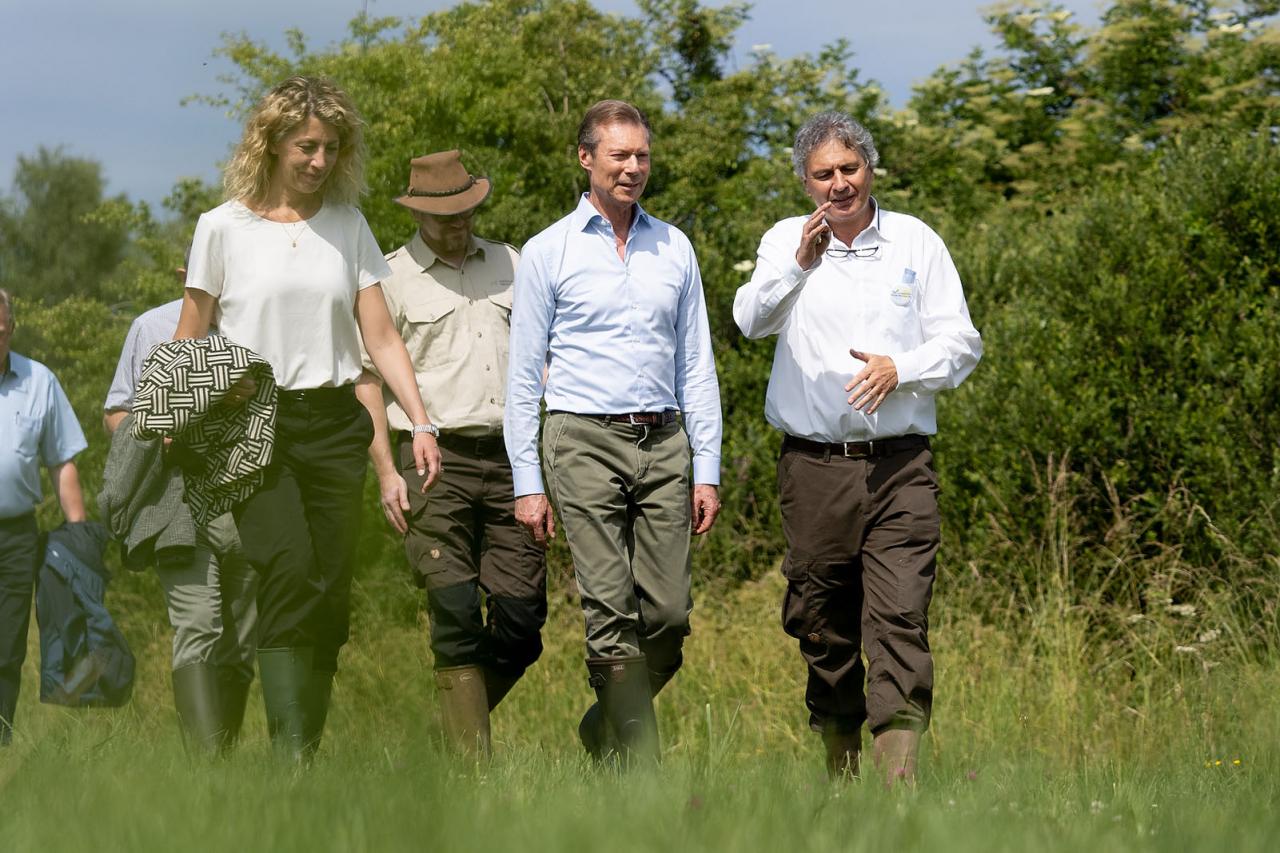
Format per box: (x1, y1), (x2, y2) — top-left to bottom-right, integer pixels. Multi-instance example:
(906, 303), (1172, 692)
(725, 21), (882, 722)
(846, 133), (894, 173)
(0, 288), (88, 744)
(505, 100), (722, 764)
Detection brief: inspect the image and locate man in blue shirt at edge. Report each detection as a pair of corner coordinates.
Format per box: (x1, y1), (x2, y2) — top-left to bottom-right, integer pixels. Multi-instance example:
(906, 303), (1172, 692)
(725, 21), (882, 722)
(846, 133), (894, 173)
(0, 287), (89, 745)
(505, 100), (723, 764)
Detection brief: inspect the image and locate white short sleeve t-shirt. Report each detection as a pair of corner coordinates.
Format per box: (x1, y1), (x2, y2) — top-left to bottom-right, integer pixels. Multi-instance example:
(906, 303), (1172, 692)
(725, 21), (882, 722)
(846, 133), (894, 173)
(185, 200), (393, 390)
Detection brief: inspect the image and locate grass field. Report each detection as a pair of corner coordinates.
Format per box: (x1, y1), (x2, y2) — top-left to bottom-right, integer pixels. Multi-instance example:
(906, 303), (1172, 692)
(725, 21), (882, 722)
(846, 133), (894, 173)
(2, 563), (1278, 852)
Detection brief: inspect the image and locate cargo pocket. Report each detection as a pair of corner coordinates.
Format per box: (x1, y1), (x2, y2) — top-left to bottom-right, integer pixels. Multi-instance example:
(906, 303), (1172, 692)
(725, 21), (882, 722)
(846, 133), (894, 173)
(780, 556), (826, 651)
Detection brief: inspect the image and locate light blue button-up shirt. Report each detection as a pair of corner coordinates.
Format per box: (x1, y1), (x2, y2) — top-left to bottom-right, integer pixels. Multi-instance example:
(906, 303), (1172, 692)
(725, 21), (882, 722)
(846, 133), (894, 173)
(505, 195), (722, 495)
(1, 352), (88, 519)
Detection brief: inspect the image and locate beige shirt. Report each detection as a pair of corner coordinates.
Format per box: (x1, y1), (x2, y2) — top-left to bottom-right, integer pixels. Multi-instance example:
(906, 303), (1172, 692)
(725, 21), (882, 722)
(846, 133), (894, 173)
(365, 232), (517, 435)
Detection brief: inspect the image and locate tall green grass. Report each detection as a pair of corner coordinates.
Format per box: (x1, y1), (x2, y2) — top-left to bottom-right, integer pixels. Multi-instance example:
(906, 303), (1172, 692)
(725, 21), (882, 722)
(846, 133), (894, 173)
(3, 467), (1277, 851)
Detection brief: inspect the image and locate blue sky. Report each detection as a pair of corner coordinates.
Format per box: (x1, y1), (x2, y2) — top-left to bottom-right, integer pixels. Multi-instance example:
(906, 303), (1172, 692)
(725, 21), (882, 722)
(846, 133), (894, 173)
(0, 0), (1104, 210)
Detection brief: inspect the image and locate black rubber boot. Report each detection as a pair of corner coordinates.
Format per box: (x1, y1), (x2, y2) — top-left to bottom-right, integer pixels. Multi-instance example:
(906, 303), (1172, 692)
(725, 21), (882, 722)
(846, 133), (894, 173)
(436, 664), (491, 757)
(586, 655), (659, 767)
(216, 666), (252, 752)
(172, 662), (224, 754)
(257, 647), (312, 761)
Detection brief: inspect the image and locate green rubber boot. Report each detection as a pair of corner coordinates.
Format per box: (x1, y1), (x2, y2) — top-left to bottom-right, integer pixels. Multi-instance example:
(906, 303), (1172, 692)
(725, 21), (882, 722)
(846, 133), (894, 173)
(216, 666), (252, 753)
(586, 655), (659, 767)
(436, 664), (491, 758)
(257, 647), (312, 761)
(172, 662), (224, 754)
(303, 669), (334, 758)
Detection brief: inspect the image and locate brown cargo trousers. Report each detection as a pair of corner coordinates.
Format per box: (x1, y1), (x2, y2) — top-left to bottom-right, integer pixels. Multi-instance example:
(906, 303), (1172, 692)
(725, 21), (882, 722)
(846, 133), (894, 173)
(777, 435), (940, 736)
(398, 433), (547, 677)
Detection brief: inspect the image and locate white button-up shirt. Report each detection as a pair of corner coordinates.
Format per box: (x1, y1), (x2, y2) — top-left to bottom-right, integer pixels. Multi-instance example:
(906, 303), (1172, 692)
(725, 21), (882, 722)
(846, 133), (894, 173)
(505, 195), (722, 495)
(733, 201), (982, 442)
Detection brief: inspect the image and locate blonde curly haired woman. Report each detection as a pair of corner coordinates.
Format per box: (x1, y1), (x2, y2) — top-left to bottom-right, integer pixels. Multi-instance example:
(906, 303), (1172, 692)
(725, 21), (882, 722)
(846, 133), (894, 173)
(176, 76), (441, 759)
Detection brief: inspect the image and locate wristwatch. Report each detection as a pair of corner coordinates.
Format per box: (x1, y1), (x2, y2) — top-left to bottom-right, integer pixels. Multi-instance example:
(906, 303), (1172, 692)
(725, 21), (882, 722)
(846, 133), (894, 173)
(411, 423), (440, 437)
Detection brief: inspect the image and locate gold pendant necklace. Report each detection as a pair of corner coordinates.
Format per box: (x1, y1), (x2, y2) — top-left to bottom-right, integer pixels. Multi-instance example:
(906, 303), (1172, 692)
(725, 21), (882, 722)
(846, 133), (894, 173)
(280, 220), (306, 248)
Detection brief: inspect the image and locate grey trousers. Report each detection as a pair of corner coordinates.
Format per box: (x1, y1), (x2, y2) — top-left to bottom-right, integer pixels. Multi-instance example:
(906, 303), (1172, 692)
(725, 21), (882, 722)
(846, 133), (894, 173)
(155, 513), (258, 678)
(542, 413), (693, 670)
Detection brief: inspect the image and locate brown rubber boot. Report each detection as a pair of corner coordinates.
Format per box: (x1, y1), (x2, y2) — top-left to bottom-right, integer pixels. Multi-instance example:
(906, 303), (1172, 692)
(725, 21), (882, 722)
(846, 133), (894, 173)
(436, 664), (491, 757)
(586, 655), (659, 767)
(872, 728), (920, 789)
(822, 729), (861, 780)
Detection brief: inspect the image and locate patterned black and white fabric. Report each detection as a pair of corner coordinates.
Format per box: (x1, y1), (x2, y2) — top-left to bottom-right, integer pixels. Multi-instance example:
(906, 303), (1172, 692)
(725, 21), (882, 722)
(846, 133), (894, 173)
(131, 335), (277, 526)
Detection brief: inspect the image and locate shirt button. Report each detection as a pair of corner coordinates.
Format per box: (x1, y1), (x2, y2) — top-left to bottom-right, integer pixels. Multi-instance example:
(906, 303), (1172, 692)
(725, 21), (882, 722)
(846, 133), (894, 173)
(485, 365), (491, 372)
(489, 397), (496, 404)
(477, 332), (483, 338)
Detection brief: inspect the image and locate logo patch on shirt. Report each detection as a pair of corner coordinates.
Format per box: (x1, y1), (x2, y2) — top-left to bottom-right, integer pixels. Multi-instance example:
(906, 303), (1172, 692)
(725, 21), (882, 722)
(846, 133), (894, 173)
(891, 268), (917, 306)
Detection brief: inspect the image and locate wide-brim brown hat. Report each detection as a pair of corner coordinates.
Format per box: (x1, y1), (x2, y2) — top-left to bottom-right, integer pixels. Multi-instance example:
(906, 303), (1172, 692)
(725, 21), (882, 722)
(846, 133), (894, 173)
(394, 150), (492, 215)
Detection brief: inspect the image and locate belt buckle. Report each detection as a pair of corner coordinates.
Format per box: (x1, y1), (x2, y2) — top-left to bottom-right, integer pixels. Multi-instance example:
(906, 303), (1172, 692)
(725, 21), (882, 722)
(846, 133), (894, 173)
(842, 440), (872, 459)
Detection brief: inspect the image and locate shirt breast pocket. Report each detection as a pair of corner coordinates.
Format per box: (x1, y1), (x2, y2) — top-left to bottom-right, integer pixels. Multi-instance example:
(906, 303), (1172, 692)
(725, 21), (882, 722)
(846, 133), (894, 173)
(13, 412), (42, 461)
(485, 287), (513, 323)
(883, 278), (918, 312)
(403, 296), (462, 367)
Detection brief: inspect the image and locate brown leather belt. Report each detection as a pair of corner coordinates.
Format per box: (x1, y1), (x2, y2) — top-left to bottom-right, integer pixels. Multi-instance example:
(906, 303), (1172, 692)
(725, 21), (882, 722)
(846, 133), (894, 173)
(783, 433), (928, 459)
(557, 410), (678, 427)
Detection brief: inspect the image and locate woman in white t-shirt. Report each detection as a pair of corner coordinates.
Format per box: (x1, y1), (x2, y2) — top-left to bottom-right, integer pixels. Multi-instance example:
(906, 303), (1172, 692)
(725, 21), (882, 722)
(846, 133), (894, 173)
(176, 76), (441, 759)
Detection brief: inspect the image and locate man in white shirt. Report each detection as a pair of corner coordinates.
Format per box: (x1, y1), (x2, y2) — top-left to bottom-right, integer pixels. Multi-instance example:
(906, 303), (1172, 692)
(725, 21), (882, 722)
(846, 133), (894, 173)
(506, 100), (723, 765)
(734, 111), (982, 786)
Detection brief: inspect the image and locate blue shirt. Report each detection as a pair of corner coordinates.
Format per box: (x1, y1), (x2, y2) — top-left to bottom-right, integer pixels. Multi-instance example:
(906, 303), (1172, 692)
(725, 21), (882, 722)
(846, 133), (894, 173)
(505, 195), (722, 495)
(103, 299), (184, 412)
(0, 352), (88, 519)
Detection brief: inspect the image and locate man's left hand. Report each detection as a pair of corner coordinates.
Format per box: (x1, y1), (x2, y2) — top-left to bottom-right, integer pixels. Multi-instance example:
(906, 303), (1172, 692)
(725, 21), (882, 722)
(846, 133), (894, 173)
(846, 348), (898, 414)
(691, 484), (721, 535)
(412, 433), (442, 492)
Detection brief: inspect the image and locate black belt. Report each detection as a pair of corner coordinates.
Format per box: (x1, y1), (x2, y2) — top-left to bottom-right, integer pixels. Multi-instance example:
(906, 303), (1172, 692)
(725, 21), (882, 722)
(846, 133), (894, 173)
(278, 385), (355, 405)
(558, 410), (678, 427)
(783, 433), (928, 459)
(400, 430), (506, 456)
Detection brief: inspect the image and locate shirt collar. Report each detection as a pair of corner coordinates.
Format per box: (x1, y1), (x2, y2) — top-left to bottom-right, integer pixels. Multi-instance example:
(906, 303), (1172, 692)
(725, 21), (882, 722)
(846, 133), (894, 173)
(407, 232), (484, 271)
(832, 197), (888, 248)
(0, 351), (24, 386)
(572, 193), (651, 235)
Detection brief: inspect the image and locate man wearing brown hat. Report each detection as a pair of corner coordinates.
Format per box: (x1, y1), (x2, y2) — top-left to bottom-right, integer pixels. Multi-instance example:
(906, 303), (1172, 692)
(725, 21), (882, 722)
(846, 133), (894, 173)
(357, 150), (547, 756)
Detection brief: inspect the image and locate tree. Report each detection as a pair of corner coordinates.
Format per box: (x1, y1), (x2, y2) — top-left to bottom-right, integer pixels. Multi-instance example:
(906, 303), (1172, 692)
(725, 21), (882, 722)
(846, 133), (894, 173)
(0, 147), (130, 304)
